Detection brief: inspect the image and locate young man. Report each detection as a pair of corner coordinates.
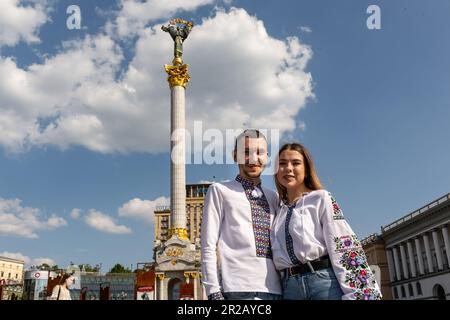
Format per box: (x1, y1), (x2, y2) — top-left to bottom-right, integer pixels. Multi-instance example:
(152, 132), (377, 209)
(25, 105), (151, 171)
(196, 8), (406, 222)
(201, 129), (281, 300)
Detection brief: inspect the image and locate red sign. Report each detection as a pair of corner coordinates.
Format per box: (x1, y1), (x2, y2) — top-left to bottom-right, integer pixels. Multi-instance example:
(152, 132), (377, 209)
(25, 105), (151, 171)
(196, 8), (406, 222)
(137, 286), (154, 292)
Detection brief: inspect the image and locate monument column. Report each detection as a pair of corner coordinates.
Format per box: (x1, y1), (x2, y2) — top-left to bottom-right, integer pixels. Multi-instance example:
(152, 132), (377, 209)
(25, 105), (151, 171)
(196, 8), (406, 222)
(163, 19), (193, 241)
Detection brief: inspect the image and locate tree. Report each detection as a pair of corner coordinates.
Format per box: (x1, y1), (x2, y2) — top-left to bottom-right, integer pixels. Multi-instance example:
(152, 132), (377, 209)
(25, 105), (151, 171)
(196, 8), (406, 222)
(79, 264), (101, 273)
(109, 264), (132, 274)
(36, 263), (51, 271)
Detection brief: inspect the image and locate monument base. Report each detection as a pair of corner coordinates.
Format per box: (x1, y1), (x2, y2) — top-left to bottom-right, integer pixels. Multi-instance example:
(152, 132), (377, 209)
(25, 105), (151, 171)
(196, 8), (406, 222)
(154, 236), (204, 300)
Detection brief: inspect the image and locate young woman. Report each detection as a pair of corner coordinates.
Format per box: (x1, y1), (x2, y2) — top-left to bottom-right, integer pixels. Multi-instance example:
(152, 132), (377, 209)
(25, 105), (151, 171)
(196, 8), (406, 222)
(50, 273), (75, 300)
(271, 143), (382, 300)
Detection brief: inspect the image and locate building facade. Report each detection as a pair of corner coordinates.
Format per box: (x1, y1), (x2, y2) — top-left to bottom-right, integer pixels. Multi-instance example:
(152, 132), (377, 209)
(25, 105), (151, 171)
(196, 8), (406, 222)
(22, 270), (57, 300)
(72, 273), (136, 300)
(382, 193), (450, 300)
(154, 183), (210, 246)
(361, 234), (393, 300)
(0, 256), (24, 284)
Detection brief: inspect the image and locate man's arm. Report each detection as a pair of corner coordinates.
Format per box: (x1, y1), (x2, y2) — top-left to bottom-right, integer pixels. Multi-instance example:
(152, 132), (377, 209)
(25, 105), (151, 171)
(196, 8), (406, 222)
(201, 184), (224, 299)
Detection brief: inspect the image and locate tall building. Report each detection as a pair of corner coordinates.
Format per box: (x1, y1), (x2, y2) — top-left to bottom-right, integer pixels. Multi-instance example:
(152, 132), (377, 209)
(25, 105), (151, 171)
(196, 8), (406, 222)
(0, 256), (24, 284)
(381, 193), (450, 300)
(154, 183), (210, 246)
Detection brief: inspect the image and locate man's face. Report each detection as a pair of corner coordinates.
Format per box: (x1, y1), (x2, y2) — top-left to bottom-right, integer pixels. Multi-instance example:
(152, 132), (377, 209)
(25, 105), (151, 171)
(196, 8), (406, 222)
(234, 137), (268, 179)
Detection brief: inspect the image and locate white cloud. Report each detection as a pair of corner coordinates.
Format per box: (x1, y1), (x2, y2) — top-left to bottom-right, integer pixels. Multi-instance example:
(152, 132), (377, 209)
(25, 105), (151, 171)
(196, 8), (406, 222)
(0, 251), (30, 264)
(0, 197), (67, 238)
(197, 180), (213, 184)
(84, 209), (132, 234)
(31, 257), (56, 267)
(118, 196), (169, 224)
(299, 26), (312, 33)
(0, 0), (50, 47)
(70, 208), (81, 219)
(0, 251), (56, 267)
(114, 0), (214, 38)
(0, 7), (314, 155)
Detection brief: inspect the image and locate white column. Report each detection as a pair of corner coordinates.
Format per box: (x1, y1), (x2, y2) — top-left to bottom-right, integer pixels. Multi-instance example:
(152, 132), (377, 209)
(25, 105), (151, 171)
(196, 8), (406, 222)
(414, 237), (425, 275)
(159, 276), (165, 300)
(432, 229), (444, 270)
(171, 85), (187, 232)
(392, 246), (402, 280)
(441, 225), (450, 268)
(386, 249), (396, 282)
(154, 275), (158, 300)
(193, 275), (198, 300)
(423, 233), (434, 273)
(399, 244), (409, 279)
(406, 241), (417, 277)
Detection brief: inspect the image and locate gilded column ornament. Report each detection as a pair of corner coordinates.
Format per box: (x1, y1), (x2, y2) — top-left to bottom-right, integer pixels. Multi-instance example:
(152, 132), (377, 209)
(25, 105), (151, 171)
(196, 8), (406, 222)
(164, 64), (190, 88)
(168, 227), (189, 240)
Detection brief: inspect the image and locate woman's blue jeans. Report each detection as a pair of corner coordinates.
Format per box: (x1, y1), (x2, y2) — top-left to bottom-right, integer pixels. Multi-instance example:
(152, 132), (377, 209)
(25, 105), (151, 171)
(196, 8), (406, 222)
(282, 267), (344, 300)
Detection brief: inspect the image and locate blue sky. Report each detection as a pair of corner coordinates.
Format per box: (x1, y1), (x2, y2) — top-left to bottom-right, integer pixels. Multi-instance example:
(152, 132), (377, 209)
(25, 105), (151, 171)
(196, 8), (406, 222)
(1, 0), (449, 272)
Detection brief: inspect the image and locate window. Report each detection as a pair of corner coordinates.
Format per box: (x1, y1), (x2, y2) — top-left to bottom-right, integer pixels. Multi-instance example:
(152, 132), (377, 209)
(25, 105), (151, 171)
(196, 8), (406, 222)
(416, 282), (422, 295)
(401, 285), (406, 298)
(1, 271), (3, 277)
(8, 272), (11, 279)
(393, 287), (399, 299)
(15, 273), (18, 279)
(408, 283), (414, 297)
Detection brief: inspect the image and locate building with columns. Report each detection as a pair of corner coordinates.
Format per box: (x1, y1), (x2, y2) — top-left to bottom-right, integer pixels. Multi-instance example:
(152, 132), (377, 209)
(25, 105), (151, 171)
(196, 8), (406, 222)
(382, 193), (450, 300)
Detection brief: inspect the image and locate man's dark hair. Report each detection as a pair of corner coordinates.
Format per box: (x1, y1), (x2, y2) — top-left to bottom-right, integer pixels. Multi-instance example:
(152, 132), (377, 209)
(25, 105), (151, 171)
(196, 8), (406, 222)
(233, 129), (267, 153)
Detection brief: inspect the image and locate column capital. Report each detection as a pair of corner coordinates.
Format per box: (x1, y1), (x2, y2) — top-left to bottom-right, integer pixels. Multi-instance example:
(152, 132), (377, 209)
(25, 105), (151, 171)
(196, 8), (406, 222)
(156, 273), (165, 280)
(165, 64), (190, 88)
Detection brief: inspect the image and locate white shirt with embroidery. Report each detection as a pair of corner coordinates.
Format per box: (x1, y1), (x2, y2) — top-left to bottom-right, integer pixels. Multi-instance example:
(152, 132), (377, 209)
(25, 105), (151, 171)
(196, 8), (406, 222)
(201, 180), (282, 296)
(271, 189), (382, 300)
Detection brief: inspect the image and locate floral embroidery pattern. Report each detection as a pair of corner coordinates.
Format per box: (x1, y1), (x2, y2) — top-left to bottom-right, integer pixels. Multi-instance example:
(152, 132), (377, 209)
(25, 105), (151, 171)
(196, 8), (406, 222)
(334, 235), (361, 250)
(329, 192), (345, 220)
(334, 236), (382, 300)
(236, 175), (272, 258)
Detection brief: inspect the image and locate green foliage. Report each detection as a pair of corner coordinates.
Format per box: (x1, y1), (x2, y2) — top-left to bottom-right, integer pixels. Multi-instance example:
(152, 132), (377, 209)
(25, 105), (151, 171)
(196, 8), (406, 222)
(79, 264), (101, 272)
(109, 263), (132, 273)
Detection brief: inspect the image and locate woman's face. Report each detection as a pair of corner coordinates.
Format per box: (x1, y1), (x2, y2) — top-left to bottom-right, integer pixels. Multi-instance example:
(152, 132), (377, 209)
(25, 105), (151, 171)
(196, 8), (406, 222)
(65, 276), (75, 287)
(276, 149), (306, 190)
